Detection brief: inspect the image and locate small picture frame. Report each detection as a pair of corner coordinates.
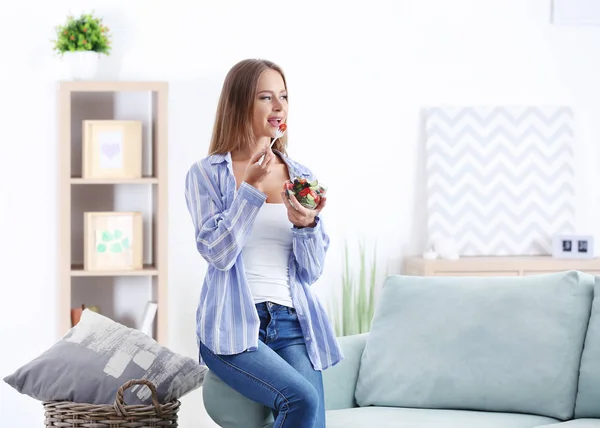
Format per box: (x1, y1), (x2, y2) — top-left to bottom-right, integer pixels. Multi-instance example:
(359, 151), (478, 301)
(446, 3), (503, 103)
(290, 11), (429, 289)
(552, 234), (595, 259)
(84, 212), (143, 271)
(82, 120), (142, 179)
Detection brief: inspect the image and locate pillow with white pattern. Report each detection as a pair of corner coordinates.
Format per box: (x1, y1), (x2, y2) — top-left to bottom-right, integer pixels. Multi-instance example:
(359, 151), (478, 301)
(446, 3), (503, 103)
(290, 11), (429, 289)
(4, 309), (206, 405)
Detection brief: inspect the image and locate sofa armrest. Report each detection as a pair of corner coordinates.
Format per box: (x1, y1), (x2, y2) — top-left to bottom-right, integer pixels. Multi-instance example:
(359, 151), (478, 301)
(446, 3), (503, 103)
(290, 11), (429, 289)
(323, 333), (368, 411)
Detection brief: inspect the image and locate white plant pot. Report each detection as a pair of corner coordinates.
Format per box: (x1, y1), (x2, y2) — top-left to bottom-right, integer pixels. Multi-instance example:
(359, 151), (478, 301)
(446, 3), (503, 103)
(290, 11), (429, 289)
(63, 51), (100, 80)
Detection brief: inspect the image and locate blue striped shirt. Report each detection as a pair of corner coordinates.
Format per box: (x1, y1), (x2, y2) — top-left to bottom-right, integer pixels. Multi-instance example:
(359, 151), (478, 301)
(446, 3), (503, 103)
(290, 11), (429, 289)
(184, 150), (344, 371)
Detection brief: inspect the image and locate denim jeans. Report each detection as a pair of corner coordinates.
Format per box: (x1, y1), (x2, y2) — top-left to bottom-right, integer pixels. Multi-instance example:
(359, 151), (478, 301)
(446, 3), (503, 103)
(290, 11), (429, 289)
(199, 301), (325, 428)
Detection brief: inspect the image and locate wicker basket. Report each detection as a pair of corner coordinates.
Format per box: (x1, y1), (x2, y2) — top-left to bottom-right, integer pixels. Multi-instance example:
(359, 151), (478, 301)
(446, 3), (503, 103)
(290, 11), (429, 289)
(43, 379), (180, 427)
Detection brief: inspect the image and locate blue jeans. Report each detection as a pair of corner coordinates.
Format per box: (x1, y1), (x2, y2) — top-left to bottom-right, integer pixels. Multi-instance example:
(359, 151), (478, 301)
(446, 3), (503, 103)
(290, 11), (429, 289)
(199, 301), (325, 428)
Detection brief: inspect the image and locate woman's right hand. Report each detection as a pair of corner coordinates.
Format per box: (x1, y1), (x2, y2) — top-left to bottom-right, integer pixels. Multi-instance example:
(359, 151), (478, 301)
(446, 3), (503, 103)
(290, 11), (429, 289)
(243, 148), (274, 190)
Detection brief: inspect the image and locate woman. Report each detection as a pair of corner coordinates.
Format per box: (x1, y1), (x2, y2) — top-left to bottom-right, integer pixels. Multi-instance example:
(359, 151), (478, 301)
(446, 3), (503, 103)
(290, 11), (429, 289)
(185, 59), (344, 428)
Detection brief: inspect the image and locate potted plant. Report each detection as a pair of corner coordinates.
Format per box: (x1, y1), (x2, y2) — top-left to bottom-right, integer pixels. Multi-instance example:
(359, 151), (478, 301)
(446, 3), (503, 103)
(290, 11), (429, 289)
(52, 12), (112, 80)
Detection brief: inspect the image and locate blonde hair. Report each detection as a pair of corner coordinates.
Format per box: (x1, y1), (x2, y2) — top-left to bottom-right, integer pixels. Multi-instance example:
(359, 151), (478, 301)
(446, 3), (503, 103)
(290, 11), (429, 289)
(208, 59), (289, 155)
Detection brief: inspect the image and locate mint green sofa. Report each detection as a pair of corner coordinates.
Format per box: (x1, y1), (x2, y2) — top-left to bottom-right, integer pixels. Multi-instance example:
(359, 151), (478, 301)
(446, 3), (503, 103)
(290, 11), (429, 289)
(203, 270), (600, 427)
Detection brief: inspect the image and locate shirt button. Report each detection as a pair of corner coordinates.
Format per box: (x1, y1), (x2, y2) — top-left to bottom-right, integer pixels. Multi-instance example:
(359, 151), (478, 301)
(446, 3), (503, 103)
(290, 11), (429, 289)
(305, 336), (311, 341)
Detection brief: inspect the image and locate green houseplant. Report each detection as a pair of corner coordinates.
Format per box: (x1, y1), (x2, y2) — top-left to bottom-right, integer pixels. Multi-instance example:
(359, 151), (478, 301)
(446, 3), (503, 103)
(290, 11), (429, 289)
(52, 12), (112, 80)
(328, 238), (382, 337)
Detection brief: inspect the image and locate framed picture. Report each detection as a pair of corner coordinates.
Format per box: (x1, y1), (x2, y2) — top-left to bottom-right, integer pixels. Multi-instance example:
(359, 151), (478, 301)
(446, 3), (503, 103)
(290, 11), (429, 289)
(552, 234), (595, 259)
(82, 120), (142, 179)
(84, 212), (143, 271)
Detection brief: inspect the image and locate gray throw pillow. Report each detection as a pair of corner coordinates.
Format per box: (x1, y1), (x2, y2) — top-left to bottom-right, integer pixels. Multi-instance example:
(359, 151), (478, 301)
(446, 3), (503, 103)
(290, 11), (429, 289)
(4, 309), (207, 405)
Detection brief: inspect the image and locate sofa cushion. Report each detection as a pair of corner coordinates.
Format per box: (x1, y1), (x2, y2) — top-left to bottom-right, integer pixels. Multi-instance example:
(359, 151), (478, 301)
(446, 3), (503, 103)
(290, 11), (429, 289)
(326, 406), (558, 428)
(323, 333), (368, 411)
(355, 271), (595, 421)
(536, 420), (600, 428)
(4, 309), (207, 405)
(575, 277), (600, 418)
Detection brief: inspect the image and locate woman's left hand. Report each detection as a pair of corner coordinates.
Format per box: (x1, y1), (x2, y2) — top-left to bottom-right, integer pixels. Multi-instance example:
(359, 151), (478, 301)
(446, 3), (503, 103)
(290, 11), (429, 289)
(281, 182), (327, 229)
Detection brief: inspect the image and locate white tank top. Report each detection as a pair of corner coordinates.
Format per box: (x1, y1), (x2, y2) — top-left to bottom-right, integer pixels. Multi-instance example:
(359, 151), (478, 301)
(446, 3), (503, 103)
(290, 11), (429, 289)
(242, 203), (294, 307)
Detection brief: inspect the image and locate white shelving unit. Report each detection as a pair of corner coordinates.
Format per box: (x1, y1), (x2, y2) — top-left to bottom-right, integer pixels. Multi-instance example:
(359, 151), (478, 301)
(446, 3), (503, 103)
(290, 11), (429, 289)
(58, 81), (169, 344)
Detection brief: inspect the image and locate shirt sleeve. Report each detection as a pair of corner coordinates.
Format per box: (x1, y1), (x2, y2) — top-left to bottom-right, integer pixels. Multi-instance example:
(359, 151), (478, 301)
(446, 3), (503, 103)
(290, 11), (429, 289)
(185, 161), (266, 271)
(291, 213), (330, 285)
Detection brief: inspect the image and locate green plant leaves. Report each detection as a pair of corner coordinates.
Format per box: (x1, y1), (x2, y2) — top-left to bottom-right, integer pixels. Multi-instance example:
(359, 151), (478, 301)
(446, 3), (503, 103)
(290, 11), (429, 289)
(329, 238), (381, 337)
(52, 12), (112, 55)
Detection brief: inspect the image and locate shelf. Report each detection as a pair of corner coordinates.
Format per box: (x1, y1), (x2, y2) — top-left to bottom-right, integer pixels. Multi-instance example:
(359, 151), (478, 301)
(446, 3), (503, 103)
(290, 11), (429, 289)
(70, 264), (159, 276)
(59, 80), (169, 345)
(70, 177), (159, 184)
(404, 255), (600, 277)
(58, 81), (168, 92)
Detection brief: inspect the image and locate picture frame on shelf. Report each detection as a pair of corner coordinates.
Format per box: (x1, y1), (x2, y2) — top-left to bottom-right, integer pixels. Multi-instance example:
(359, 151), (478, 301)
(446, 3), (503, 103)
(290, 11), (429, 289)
(552, 234), (595, 259)
(82, 120), (142, 179)
(84, 211), (143, 271)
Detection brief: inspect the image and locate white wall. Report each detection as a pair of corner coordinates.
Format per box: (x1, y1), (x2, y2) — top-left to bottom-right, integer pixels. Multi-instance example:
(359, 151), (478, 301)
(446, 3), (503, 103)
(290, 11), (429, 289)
(2, 0), (600, 426)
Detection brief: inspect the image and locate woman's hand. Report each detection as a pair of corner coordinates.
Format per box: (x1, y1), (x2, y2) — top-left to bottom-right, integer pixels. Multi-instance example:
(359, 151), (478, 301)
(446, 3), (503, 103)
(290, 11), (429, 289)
(281, 181), (327, 228)
(243, 149), (274, 190)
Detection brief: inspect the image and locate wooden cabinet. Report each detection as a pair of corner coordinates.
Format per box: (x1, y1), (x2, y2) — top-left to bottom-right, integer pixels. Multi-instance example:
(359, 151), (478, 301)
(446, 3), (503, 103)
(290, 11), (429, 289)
(404, 256), (600, 277)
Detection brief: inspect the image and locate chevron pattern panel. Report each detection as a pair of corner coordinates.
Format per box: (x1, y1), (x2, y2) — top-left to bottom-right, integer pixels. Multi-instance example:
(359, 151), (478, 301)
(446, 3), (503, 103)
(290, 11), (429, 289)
(425, 106), (576, 256)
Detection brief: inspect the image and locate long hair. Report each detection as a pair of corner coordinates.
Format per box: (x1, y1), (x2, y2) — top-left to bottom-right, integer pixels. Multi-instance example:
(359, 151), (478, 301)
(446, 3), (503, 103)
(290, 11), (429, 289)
(208, 59), (288, 155)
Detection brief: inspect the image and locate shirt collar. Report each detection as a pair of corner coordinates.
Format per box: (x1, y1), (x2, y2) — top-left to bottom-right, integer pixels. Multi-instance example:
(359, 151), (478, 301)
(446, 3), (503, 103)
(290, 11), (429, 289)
(208, 152), (230, 164)
(209, 150), (301, 179)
